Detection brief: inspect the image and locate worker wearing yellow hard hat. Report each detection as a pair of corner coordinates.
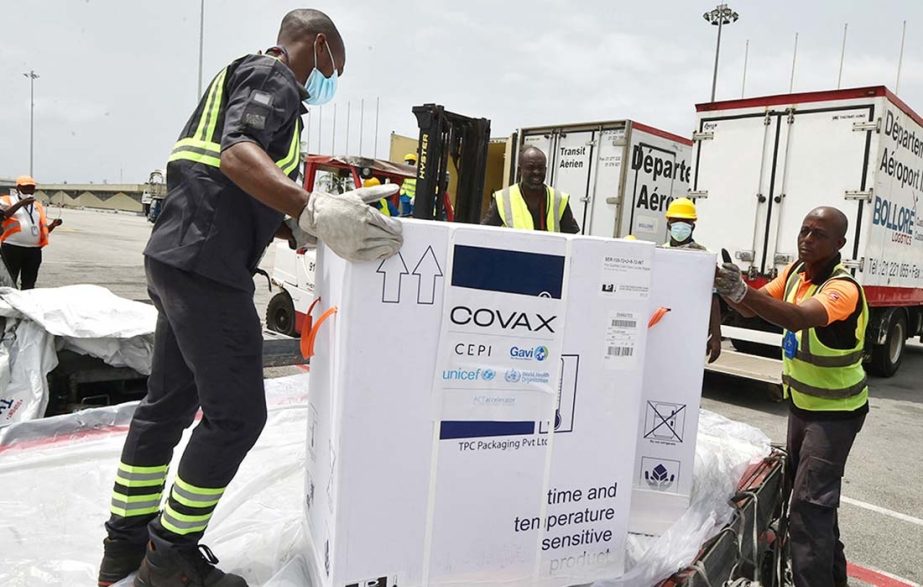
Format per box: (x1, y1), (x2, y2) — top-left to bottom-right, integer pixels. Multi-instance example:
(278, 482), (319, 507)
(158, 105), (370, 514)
(363, 177), (394, 216)
(661, 196), (723, 364)
(400, 152), (417, 216)
(664, 197), (701, 249)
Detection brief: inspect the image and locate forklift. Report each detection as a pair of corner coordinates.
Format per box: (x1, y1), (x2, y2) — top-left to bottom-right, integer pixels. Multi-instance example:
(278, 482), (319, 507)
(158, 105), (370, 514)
(265, 104), (492, 336)
(410, 103), (491, 223)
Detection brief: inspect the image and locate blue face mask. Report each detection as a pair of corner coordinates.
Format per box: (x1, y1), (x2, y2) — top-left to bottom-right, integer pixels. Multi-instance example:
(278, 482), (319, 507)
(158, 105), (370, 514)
(670, 221), (694, 242)
(304, 41), (338, 106)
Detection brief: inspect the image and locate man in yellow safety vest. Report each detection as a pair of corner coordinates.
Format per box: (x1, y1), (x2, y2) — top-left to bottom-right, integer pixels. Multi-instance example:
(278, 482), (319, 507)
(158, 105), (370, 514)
(399, 152), (417, 216)
(480, 146), (579, 233)
(362, 177), (394, 216)
(716, 206), (868, 587)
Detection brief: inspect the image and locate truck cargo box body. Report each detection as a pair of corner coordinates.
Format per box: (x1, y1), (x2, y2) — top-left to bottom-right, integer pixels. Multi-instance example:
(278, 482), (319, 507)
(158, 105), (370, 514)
(514, 121), (693, 243)
(691, 86), (923, 372)
(692, 86), (923, 302)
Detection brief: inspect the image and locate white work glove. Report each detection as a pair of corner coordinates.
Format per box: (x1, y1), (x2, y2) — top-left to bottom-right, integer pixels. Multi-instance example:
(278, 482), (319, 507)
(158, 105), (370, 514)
(283, 217), (316, 250)
(715, 262), (748, 303)
(298, 184), (403, 262)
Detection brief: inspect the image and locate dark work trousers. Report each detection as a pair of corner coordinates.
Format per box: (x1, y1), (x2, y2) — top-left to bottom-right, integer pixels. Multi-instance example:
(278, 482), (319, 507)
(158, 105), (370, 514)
(1, 243), (42, 289)
(105, 257), (266, 546)
(787, 409), (866, 587)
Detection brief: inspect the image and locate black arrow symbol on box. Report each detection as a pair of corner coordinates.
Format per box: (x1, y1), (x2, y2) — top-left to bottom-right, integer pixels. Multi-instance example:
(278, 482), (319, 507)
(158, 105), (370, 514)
(376, 252), (409, 303)
(412, 246), (443, 305)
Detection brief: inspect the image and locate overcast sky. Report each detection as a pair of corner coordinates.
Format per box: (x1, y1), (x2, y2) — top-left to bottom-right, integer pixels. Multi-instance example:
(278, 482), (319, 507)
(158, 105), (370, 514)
(2, 0), (921, 183)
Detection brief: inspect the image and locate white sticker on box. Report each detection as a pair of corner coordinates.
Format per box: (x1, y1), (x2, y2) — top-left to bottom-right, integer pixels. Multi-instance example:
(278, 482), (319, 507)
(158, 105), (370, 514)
(432, 236), (568, 422)
(603, 311), (640, 369)
(600, 253), (650, 300)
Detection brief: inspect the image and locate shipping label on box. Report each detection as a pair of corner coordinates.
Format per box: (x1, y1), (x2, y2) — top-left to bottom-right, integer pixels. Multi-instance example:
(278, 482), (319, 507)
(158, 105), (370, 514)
(432, 227), (568, 426)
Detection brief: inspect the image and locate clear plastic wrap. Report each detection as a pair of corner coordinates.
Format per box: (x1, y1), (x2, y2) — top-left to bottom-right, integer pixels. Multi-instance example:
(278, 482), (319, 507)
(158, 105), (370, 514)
(593, 410), (772, 586)
(0, 285), (156, 428)
(0, 373), (769, 587)
(0, 374), (309, 587)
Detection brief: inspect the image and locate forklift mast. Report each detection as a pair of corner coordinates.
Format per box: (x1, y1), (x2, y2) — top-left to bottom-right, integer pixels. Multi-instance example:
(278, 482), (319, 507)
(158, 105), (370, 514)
(411, 104), (491, 223)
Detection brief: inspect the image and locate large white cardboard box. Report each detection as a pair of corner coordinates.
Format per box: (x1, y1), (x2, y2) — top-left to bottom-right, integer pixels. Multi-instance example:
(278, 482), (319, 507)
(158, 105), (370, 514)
(305, 220), (655, 587)
(630, 247), (716, 536)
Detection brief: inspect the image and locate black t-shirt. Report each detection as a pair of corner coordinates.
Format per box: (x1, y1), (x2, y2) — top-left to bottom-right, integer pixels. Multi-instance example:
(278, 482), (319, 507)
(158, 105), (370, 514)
(481, 187), (581, 234)
(145, 54), (305, 291)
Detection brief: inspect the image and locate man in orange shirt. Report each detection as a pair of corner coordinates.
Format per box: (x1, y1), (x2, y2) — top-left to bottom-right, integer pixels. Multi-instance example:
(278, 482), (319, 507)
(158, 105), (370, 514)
(715, 206), (868, 587)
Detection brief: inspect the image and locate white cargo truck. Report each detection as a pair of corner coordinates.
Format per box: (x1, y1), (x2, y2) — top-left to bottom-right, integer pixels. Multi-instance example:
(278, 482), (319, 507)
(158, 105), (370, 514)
(691, 86), (923, 376)
(510, 120), (693, 242)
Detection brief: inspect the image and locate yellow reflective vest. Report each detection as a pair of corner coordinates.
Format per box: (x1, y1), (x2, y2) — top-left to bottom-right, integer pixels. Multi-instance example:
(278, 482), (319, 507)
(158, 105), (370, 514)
(492, 184), (569, 232)
(400, 178), (416, 201)
(166, 64), (302, 176)
(781, 262), (869, 412)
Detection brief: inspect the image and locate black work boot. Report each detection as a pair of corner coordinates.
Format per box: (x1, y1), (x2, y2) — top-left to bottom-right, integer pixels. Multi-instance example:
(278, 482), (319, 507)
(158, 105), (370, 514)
(98, 538), (147, 586)
(134, 536), (248, 587)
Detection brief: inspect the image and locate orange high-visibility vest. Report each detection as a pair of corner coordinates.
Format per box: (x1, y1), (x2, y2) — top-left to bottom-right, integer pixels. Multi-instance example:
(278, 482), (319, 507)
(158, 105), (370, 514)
(0, 195), (49, 247)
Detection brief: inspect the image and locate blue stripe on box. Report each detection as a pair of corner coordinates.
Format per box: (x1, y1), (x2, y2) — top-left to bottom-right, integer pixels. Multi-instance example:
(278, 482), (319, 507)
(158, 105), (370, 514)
(451, 245), (564, 299)
(439, 421), (536, 440)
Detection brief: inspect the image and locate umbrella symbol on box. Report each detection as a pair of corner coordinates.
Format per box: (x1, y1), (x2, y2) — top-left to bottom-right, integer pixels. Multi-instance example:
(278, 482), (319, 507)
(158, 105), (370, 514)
(642, 457), (680, 491)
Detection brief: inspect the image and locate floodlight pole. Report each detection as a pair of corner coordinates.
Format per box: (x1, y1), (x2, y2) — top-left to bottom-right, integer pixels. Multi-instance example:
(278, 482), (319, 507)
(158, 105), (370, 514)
(23, 70), (39, 176)
(704, 4), (739, 103)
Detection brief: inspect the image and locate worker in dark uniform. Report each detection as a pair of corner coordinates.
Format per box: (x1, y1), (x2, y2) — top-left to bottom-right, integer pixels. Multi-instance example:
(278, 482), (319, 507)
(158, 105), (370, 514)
(481, 146), (580, 233)
(97, 9), (401, 587)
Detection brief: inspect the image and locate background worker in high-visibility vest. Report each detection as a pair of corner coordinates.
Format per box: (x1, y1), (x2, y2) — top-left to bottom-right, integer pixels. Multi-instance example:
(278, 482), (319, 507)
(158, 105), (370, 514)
(716, 206), (868, 587)
(399, 152), (417, 216)
(662, 197), (722, 363)
(362, 177), (396, 216)
(0, 175), (63, 290)
(480, 146), (580, 233)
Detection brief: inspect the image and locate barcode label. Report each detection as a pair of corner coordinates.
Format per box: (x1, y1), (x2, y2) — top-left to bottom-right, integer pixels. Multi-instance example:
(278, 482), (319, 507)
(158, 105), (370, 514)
(607, 346), (634, 357)
(605, 311), (640, 370)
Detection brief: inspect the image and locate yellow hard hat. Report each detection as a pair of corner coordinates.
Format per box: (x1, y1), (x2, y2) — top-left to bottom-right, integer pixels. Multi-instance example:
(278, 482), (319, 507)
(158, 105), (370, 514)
(623, 234), (638, 241)
(363, 177), (381, 188)
(404, 152), (417, 164)
(16, 175), (36, 187)
(665, 197), (697, 221)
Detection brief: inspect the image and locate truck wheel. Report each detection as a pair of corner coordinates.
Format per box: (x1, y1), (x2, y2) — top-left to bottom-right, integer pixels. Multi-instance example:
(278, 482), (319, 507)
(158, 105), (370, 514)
(266, 291), (296, 336)
(869, 311), (906, 378)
